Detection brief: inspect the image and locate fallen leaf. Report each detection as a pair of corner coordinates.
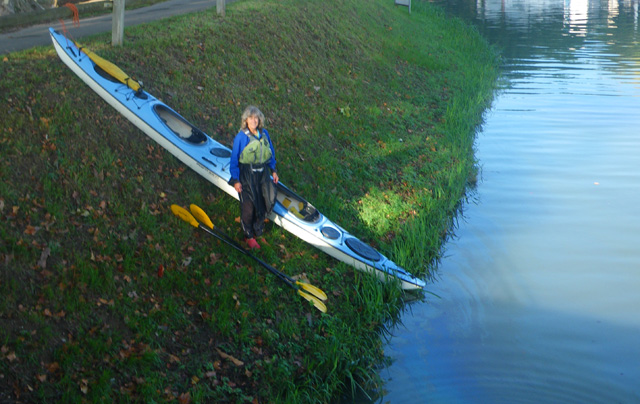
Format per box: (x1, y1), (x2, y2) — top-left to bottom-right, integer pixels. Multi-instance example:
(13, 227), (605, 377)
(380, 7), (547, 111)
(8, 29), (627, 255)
(178, 392), (191, 404)
(38, 247), (51, 269)
(46, 362), (60, 374)
(209, 253), (221, 264)
(216, 348), (244, 366)
(97, 298), (114, 307)
(40, 269), (53, 278)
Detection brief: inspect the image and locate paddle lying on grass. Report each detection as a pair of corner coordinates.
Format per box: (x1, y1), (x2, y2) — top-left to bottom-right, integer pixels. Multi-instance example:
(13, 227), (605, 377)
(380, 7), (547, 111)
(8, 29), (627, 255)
(189, 204), (327, 300)
(170, 204), (328, 313)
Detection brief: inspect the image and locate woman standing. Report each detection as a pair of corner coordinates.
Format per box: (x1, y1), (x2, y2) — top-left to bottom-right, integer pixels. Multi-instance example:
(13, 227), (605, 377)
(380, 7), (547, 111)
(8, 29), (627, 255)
(228, 106), (279, 249)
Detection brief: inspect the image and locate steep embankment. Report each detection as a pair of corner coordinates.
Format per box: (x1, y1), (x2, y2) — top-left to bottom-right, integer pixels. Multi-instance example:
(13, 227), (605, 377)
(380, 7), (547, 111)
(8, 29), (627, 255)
(0, 0), (498, 402)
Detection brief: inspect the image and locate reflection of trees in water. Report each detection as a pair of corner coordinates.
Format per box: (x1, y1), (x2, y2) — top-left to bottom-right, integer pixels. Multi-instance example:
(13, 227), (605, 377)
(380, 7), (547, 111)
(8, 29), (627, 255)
(426, 0), (640, 67)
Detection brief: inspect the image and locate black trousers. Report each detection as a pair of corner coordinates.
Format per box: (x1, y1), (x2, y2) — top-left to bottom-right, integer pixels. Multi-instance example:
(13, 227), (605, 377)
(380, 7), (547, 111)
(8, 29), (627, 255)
(240, 195), (265, 239)
(238, 166), (274, 239)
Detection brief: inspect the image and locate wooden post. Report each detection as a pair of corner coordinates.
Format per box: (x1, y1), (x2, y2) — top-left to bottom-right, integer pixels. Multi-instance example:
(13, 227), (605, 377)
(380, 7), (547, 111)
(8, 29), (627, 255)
(217, 0), (225, 17)
(112, 0), (125, 46)
(395, 0), (411, 14)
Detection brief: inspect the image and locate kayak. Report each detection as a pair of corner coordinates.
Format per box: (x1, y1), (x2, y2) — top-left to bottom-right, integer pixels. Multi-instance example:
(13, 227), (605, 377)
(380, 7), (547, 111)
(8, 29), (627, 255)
(49, 27), (426, 290)
(49, 28), (425, 290)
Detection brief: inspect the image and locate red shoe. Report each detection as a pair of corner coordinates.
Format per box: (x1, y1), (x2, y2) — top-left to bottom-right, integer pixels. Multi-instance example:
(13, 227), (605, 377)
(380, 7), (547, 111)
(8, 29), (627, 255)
(246, 238), (260, 250)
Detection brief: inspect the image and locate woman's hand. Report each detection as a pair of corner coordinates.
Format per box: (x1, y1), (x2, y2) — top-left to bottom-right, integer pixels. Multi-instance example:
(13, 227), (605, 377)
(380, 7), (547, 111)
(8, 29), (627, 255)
(234, 182), (242, 193)
(272, 172), (279, 184)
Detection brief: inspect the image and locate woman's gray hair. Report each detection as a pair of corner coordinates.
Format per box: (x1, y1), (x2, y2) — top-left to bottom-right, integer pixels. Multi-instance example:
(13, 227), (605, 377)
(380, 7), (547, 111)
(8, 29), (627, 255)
(240, 106), (265, 131)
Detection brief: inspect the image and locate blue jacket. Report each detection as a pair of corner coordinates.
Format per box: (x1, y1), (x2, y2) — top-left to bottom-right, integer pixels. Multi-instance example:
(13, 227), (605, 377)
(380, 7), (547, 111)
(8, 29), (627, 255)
(229, 128), (277, 183)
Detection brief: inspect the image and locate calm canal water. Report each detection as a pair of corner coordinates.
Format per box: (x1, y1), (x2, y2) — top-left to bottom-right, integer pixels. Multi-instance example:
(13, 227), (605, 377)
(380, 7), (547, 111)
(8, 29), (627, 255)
(379, 0), (640, 403)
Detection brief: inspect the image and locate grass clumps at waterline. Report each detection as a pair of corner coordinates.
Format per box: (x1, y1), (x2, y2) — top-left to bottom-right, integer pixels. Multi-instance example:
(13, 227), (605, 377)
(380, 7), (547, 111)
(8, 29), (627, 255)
(0, 0), (498, 402)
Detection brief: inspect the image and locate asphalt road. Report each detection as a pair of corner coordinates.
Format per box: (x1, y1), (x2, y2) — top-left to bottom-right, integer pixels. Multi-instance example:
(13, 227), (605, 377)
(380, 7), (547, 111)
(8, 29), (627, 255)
(0, 0), (218, 55)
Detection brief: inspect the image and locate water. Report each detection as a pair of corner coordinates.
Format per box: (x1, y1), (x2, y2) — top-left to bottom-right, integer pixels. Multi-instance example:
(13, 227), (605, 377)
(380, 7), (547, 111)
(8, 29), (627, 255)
(378, 1), (640, 403)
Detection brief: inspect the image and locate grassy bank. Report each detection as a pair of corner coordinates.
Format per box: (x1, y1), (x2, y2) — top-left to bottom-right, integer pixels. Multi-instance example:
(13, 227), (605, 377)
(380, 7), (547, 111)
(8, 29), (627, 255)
(0, 0), (498, 402)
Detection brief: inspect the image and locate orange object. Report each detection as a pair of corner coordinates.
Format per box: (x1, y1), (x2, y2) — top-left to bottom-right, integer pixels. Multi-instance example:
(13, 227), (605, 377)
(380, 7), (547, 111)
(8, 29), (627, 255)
(64, 3), (80, 27)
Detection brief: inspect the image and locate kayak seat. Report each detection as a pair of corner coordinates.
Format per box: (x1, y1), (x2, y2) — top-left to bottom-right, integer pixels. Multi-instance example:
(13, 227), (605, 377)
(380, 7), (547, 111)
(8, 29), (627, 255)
(282, 198), (305, 220)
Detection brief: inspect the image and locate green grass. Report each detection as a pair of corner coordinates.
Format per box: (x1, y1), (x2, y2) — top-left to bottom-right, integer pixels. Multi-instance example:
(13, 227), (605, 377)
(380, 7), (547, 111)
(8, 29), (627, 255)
(0, 0), (499, 402)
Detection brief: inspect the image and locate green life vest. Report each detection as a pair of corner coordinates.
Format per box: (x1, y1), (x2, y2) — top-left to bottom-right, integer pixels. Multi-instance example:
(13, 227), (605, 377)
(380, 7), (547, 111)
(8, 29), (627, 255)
(238, 130), (273, 165)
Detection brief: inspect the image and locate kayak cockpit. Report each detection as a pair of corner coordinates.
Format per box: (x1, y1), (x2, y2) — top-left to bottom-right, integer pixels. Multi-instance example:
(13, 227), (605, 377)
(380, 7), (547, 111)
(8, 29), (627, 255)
(154, 104), (207, 145)
(276, 184), (320, 223)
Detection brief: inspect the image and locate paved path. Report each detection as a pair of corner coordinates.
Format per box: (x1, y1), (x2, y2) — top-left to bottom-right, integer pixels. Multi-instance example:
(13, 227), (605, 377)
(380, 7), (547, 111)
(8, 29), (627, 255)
(1, 0), (217, 55)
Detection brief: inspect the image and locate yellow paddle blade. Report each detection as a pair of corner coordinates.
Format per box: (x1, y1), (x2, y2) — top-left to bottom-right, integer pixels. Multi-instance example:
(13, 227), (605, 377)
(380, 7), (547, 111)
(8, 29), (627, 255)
(76, 42), (142, 92)
(171, 204), (199, 228)
(298, 290), (327, 313)
(190, 204), (214, 229)
(296, 281), (328, 301)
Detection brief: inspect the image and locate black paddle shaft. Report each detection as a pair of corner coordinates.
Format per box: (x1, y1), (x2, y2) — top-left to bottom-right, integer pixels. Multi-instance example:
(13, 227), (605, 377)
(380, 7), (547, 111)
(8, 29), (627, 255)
(198, 225), (296, 290)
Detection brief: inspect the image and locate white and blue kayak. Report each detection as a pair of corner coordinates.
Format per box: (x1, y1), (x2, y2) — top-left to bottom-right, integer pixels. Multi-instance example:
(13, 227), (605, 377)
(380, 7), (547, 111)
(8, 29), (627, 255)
(49, 27), (425, 290)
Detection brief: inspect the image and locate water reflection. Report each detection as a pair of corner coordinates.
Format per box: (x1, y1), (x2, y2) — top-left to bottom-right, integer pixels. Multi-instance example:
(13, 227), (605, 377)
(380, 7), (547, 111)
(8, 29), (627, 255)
(566, 0), (590, 36)
(378, 0), (640, 403)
